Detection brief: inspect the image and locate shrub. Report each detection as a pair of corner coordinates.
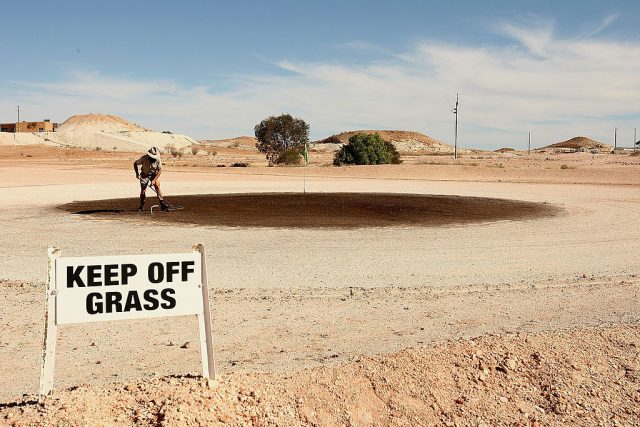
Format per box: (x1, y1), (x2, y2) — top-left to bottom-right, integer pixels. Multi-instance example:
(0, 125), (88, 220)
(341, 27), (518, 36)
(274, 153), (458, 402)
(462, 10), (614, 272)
(333, 133), (401, 166)
(191, 146), (201, 155)
(275, 148), (302, 166)
(255, 114), (309, 166)
(231, 162), (249, 167)
(165, 144), (184, 158)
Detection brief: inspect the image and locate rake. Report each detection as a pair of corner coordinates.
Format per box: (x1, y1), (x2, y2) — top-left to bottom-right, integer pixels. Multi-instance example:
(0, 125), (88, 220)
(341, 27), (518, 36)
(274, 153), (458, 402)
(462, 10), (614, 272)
(142, 179), (183, 213)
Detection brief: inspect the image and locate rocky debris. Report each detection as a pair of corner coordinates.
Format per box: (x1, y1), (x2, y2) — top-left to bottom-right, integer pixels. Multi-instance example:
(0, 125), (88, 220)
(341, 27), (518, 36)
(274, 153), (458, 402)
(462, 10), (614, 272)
(1, 324), (638, 426)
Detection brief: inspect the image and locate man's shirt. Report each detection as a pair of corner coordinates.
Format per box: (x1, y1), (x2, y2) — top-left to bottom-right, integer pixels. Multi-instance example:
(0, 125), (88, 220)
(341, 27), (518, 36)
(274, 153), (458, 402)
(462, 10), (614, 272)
(135, 154), (162, 177)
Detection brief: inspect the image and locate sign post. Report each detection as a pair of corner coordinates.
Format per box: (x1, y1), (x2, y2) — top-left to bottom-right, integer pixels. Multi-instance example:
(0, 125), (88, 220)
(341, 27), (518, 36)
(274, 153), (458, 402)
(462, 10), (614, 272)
(194, 243), (216, 382)
(39, 244), (215, 399)
(39, 246), (60, 397)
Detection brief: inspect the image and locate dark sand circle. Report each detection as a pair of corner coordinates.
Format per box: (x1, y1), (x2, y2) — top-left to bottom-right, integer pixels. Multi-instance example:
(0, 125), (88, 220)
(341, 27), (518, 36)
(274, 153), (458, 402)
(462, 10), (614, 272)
(60, 193), (559, 229)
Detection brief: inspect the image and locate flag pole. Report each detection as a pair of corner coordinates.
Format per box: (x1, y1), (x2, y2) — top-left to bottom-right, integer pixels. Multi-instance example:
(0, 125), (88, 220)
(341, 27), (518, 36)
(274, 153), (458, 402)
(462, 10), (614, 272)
(303, 142), (308, 194)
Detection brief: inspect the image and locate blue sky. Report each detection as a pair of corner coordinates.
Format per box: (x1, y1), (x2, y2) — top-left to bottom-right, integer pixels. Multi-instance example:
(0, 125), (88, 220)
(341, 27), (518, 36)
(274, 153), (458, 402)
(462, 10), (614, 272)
(2, 0), (639, 149)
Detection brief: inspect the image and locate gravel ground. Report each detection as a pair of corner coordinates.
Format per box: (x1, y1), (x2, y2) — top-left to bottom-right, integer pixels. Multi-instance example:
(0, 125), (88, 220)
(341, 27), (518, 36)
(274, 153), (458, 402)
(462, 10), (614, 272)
(0, 157), (639, 423)
(2, 324), (638, 426)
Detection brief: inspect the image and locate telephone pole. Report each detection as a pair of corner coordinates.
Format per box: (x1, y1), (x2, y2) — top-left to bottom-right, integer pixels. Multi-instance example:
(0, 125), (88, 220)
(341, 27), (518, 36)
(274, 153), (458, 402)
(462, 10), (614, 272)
(528, 132), (531, 155)
(452, 93), (459, 159)
(16, 105), (20, 133)
(614, 127), (617, 150)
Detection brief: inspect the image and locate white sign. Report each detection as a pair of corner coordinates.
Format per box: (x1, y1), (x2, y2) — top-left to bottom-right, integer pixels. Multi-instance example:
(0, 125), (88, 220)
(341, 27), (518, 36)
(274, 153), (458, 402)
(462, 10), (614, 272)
(55, 253), (202, 324)
(39, 245), (215, 398)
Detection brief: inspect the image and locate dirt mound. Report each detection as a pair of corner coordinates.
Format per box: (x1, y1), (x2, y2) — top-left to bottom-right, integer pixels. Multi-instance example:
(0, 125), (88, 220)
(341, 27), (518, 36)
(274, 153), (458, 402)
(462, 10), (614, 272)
(314, 130), (455, 154)
(199, 136), (258, 150)
(2, 324), (637, 426)
(61, 193), (558, 229)
(545, 136), (611, 151)
(56, 114), (148, 134)
(315, 130), (441, 146)
(495, 147), (515, 153)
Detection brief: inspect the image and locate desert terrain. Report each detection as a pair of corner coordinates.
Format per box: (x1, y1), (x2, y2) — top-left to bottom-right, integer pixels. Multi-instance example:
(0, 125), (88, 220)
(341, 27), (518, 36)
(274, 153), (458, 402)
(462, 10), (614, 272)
(0, 119), (639, 425)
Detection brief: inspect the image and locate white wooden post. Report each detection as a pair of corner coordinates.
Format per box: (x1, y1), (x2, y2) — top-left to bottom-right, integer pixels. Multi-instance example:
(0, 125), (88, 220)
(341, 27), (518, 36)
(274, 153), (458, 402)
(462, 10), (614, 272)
(193, 243), (216, 383)
(39, 246), (60, 399)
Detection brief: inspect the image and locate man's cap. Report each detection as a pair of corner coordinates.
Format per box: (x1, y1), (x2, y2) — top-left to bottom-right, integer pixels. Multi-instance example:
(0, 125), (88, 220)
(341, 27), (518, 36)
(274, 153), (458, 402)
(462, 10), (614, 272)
(147, 146), (160, 159)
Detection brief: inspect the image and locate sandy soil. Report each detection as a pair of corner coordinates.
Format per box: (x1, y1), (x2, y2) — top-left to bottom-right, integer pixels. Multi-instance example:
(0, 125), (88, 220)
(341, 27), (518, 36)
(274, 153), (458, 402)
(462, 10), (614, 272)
(0, 145), (639, 425)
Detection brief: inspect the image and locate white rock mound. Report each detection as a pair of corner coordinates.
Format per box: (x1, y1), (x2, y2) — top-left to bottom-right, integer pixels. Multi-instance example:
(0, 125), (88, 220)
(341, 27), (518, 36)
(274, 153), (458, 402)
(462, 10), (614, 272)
(0, 114), (197, 152)
(55, 114), (148, 133)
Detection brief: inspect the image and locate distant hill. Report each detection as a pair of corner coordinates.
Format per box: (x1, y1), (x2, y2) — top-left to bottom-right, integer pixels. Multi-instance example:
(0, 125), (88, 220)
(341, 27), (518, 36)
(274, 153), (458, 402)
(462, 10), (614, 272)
(314, 130), (459, 154)
(543, 136), (611, 151)
(200, 130), (461, 155)
(199, 136), (258, 150)
(1, 113), (196, 152)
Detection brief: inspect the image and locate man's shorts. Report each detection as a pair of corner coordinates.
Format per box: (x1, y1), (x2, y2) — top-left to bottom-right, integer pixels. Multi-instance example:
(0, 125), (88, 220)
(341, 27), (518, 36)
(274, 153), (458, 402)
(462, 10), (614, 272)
(139, 175), (155, 187)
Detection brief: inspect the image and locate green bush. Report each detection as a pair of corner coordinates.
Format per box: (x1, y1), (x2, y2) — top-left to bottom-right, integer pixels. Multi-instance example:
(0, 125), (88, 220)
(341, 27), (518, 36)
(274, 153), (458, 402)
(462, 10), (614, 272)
(275, 148), (302, 165)
(333, 133), (401, 166)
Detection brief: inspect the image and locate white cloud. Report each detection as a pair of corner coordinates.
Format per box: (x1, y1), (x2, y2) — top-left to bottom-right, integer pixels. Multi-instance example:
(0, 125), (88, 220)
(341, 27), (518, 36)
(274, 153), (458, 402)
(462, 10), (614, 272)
(495, 18), (555, 57)
(3, 19), (640, 150)
(582, 14), (620, 38)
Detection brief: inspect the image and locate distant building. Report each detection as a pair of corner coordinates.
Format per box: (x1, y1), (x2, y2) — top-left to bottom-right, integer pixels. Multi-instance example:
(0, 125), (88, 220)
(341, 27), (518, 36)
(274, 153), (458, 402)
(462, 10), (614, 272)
(0, 120), (59, 133)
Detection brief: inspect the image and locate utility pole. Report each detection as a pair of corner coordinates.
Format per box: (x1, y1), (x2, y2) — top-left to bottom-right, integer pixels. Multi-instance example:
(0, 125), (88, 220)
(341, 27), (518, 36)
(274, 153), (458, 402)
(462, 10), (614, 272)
(528, 132), (531, 155)
(16, 105), (20, 133)
(614, 127), (617, 150)
(634, 127), (637, 152)
(452, 93), (459, 159)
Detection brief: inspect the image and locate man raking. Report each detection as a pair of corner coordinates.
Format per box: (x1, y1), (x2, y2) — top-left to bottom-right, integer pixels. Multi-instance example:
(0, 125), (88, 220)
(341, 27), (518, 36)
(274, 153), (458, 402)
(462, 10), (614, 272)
(134, 147), (170, 212)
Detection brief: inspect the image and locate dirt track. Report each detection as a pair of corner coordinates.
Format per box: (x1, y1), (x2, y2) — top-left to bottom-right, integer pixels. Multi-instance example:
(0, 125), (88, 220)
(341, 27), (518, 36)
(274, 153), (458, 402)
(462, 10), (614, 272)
(61, 193), (558, 228)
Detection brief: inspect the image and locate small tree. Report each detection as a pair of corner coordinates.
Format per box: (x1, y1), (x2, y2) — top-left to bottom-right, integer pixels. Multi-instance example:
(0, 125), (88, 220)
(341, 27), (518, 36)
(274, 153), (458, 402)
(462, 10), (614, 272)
(334, 133), (401, 166)
(255, 114), (309, 166)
